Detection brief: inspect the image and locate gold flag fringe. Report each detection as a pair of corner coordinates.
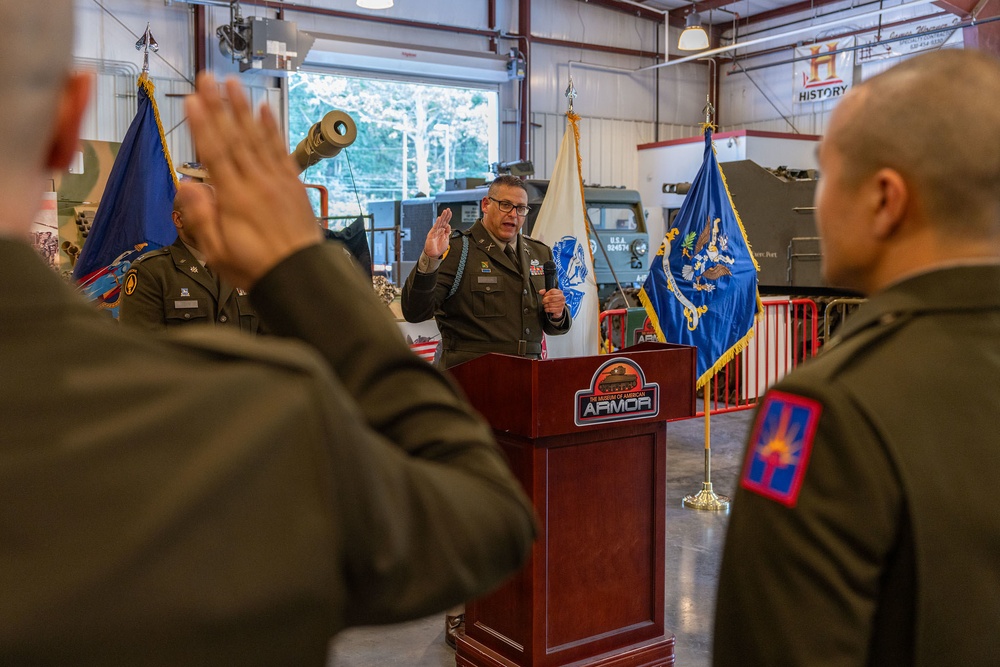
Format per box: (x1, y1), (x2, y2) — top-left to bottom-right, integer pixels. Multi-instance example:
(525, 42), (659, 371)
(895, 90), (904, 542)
(637, 131), (764, 390)
(138, 72), (179, 188)
(567, 111), (603, 354)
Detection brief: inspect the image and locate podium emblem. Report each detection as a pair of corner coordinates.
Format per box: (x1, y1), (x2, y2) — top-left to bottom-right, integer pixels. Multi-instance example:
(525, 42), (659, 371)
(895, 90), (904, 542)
(575, 357), (659, 426)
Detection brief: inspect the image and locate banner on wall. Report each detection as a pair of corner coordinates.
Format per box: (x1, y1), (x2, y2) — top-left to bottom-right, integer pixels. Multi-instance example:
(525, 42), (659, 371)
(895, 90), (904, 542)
(855, 17), (963, 64)
(793, 37), (855, 105)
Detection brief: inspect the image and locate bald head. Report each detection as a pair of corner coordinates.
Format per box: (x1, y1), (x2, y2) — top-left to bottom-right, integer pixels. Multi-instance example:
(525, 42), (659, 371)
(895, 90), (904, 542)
(0, 0), (86, 238)
(172, 182), (217, 249)
(829, 49), (1000, 236)
(0, 0), (75, 175)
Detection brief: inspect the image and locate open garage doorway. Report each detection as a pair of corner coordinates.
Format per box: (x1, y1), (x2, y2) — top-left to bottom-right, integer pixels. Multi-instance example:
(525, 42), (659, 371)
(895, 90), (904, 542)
(288, 71), (499, 218)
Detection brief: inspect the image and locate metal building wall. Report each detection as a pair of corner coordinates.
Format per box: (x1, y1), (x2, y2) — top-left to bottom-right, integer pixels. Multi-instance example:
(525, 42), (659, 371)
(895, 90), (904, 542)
(70, 0), (732, 192)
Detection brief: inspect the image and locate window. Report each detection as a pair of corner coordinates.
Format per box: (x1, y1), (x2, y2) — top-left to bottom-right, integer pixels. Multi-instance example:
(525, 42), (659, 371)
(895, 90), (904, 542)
(587, 205), (638, 231)
(288, 72), (498, 219)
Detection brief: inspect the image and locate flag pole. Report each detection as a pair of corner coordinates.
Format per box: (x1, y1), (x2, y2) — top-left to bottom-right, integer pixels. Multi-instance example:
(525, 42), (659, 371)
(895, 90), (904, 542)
(683, 380), (730, 510)
(680, 73), (730, 511)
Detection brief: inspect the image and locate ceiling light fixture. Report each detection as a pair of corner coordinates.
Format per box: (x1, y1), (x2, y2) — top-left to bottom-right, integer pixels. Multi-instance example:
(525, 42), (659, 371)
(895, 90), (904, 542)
(678, 11), (709, 51)
(356, 0), (393, 9)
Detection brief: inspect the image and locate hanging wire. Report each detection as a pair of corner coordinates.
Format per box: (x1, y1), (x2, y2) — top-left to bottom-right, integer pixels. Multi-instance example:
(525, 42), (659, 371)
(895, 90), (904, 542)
(343, 150), (365, 216)
(90, 0), (194, 86)
(729, 60), (801, 134)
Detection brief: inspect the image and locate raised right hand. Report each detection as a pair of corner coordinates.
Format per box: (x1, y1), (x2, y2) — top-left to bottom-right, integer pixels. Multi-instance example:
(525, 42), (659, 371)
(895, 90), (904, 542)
(423, 208), (453, 259)
(183, 73), (322, 289)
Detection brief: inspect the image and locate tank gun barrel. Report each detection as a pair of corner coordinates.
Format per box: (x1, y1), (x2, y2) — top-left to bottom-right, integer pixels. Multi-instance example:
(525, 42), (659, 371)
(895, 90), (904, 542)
(291, 110), (358, 175)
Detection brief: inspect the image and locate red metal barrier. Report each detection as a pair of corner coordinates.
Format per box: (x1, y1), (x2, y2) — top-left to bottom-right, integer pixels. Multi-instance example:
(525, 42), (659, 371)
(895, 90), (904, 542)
(599, 299), (820, 417)
(597, 308), (628, 354)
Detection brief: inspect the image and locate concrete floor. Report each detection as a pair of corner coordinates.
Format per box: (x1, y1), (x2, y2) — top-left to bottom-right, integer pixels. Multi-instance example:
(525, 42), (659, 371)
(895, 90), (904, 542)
(327, 407), (754, 667)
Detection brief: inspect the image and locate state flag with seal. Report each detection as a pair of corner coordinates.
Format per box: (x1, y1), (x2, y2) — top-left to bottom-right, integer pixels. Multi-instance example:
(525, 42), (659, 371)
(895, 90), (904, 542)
(639, 127), (762, 388)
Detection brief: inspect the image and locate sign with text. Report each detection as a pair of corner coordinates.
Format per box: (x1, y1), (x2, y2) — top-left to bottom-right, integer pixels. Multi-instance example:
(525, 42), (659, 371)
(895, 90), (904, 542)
(574, 357), (659, 426)
(855, 17), (963, 64)
(793, 38), (855, 105)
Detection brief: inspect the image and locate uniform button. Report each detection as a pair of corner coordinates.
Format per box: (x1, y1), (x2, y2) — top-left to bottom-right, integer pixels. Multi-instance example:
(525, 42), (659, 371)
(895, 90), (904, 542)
(183, 313), (191, 320)
(523, 289), (527, 295)
(486, 287), (491, 292)
(524, 328), (530, 334)
(524, 307), (530, 313)
(219, 315), (228, 323)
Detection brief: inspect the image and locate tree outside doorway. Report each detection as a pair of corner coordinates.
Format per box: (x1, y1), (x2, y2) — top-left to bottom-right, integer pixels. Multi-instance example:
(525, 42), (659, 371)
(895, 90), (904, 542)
(288, 72), (498, 218)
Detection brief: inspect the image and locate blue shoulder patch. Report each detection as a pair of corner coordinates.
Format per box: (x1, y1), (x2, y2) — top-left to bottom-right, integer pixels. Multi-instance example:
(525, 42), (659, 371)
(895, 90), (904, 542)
(740, 391), (822, 508)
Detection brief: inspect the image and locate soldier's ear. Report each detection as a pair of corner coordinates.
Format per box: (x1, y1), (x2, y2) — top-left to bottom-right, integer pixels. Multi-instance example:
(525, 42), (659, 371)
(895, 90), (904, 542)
(45, 71), (93, 171)
(871, 167), (907, 241)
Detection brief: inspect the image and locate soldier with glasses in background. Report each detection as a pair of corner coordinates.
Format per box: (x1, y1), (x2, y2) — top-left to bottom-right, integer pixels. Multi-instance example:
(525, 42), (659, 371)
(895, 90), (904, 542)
(402, 174), (571, 371)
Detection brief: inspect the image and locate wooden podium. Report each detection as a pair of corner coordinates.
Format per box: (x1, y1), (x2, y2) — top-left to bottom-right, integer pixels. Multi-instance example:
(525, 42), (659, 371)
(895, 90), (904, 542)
(448, 343), (696, 667)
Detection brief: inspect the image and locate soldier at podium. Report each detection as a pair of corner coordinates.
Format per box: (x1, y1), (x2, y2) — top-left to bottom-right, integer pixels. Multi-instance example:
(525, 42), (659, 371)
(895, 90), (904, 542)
(401, 174), (571, 369)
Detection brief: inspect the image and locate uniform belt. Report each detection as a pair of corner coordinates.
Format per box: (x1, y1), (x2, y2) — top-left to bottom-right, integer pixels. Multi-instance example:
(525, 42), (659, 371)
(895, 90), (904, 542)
(444, 339), (542, 356)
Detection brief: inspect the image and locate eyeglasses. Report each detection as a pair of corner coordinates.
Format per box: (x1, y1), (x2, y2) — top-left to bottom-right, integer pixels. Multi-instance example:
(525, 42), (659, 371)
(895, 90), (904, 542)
(488, 196), (531, 217)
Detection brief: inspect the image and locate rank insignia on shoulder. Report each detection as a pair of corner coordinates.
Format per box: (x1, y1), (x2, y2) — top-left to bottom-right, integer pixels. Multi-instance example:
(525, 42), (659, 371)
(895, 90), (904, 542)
(123, 271), (138, 296)
(180, 288), (190, 297)
(740, 391), (822, 508)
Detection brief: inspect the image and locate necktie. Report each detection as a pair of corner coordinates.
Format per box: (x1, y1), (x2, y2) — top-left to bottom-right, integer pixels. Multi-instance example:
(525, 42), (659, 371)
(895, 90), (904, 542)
(504, 244), (520, 273)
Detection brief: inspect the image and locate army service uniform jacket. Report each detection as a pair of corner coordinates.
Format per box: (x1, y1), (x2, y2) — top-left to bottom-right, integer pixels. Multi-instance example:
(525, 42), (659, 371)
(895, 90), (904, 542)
(120, 238), (262, 334)
(0, 238), (536, 665)
(400, 220), (571, 369)
(713, 265), (1000, 667)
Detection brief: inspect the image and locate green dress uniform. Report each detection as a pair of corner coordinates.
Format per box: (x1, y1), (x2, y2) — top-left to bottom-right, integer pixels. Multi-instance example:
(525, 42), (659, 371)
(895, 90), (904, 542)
(401, 220), (571, 369)
(713, 265), (1000, 666)
(0, 238), (536, 665)
(120, 238), (262, 333)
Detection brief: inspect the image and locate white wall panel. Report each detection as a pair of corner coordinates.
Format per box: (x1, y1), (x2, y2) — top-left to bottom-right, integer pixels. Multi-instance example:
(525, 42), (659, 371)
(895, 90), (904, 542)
(530, 112), (699, 191)
(533, 0), (661, 53)
(76, 0), (193, 82)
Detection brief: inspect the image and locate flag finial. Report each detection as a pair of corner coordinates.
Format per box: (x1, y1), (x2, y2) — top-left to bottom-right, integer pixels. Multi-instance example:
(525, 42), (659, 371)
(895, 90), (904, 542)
(565, 77), (578, 113)
(135, 23), (159, 73)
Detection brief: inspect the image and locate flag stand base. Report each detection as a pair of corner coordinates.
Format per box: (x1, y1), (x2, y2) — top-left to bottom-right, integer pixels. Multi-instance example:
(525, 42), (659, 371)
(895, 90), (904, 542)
(682, 482), (730, 511)
(683, 447), (730, 511)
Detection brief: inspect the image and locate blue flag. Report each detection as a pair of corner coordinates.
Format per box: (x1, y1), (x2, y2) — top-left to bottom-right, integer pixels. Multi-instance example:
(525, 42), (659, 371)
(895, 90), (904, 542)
(639, 128), (761, 388)
(74, 73), (177, 315)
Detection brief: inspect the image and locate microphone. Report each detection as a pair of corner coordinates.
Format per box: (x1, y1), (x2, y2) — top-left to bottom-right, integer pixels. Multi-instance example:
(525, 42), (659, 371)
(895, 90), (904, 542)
(543, 260), (558, 291)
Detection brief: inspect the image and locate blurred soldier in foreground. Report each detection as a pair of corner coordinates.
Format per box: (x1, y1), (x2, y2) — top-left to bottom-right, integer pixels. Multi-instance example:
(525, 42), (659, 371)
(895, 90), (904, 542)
(714, 49), (1000, 666)
(0, 3), (535, 664)
(120, 183), (264, 334)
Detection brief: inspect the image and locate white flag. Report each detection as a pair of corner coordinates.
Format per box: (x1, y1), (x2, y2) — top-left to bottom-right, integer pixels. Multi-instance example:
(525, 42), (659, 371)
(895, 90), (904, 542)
(531, 112), (600, 358)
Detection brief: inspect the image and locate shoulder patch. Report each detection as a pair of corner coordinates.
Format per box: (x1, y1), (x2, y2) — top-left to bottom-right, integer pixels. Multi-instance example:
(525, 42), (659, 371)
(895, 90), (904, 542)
(123, 269), (138, 296)
(740, 390), (822, 508)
